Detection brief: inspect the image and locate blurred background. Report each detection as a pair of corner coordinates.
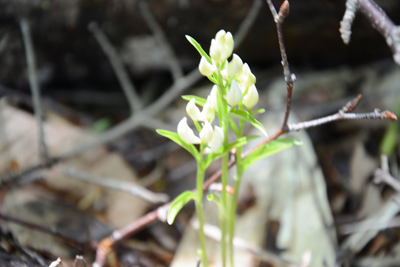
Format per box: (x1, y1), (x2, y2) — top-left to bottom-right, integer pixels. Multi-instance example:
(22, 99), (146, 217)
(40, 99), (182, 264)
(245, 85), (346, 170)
(1, 0), (400, 266)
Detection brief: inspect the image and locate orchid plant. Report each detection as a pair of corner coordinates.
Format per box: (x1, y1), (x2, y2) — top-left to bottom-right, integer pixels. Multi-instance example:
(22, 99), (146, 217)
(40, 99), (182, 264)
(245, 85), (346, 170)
(157, 30), (299, 267)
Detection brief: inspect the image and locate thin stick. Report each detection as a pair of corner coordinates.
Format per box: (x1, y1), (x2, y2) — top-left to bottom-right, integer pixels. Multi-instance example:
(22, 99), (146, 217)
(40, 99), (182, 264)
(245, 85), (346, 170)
(19, 18), (48, 160)
(88, 22), (142, 114)
(0, 213), (81, 247)
(74, 255), (87, 267)
(233, 0), (263, 49)
(138, 0), (184, 81)
(340, 0), (400, 65)
(266, 0), (296, 130)
(374, 154), (400, 192)
(61, 167), (169, 203)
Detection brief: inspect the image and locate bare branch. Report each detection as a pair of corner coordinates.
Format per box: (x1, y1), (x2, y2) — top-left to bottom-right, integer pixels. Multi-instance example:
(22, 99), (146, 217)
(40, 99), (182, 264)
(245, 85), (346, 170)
(0, 213), (81, 247)
(88, 22), (142, 113)
(374, 154), (400, 192)
(61, 167), (169, 204)
(138, 0), (184, 81)
(19, 18), (48, 160)
(233, 0), (263, 49)
(266, 0), (296, 130)
(340, 0), (400, 65)
(74, 255), (87, 267)
(339, 0), (358, 45)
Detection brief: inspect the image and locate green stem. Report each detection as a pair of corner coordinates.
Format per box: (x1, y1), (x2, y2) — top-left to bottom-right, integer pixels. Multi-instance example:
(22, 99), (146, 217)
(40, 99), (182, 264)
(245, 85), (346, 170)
(196, 155), (209, 267)
(219, 118), (230, 267)
(228, 120), (244, 267)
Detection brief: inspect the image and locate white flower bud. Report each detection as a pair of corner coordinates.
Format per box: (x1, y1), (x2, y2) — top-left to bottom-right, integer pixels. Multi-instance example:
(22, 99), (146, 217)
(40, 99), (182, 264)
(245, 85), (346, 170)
(215, 30), (226, 45)
(201, 96), (215, 122)
(198, 56), (216, 76)
(200, 121), (213, 143)
(240, 63), (256, 89)
(225, 80), (242, 107)
(242, 84), (259, 109)
(186, 98), (204, 121)
(177, 117), (201, 144)
(228, 54), (243, 77)
(208, 126), (224, 153)
(224, 32), (234, 59)
(220, 60), (229, 80)
(210, 39), (222, 63)
(209, 85), (218, 111)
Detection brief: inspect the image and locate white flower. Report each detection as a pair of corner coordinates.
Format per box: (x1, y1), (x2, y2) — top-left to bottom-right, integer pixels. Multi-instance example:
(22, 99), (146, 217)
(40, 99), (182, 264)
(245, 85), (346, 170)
(225, 80), (242, 107)
(201, 96), (215, 122)
(220, 60), (229, 80)
(207, 126), (224, 153)
(239, 63), (256, 90)
(177, 117), (201, 144)
(242, 84), (259, 109)
(228, 54), (243, 77)
(198, 56), (216, 76)
(209, 30), (234, 63)
(186, 98), (204, 121)
(209, 85), (218, 111)
(200, 121), (213, 143)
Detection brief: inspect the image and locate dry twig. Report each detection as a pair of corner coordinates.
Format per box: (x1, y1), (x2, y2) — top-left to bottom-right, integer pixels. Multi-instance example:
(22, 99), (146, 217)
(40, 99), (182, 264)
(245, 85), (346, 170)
(19, 18), (48, 161)
(340, 0), (400, 65)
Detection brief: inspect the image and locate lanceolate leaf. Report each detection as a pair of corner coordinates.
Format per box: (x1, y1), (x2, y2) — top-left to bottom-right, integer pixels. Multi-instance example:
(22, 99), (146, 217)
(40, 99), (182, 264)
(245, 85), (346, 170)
(203, 135), (259, 169)
(242, 138), (302, 171)
(182, 95), (207, 107)
(185, 35), (212, 63)
(251, 109), (266, 115)
(228, 110), (268, 137)
(156, 129), (199, 160)
(167, 191), (197, 225)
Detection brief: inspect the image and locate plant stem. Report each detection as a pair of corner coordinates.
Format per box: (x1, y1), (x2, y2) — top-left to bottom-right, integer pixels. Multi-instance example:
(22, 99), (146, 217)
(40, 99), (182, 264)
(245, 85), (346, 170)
(196, 158), (209, 267)
(228, 121), (244, 267)
(220, 118), (229, 267)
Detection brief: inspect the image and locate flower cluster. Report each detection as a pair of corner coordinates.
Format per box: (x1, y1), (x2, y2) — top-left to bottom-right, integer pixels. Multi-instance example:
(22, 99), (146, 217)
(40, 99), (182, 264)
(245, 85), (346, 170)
(177, 29), (259, 153)
(198, 30), (259, 110)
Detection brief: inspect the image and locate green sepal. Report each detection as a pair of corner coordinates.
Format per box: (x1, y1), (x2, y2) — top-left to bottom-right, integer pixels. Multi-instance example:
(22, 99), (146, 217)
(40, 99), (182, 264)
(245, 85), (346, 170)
(251, 109), (266, 115)
(182, 95), (207, 107)
(203, 135), (259, 169)
(156, 129), (199, 160)
(167, 191), (197, 225)
(228, 110), (268, 137)
(185, 35), (212, 64)
(242, 138), (301, 171)
(207, 193), (222, 207)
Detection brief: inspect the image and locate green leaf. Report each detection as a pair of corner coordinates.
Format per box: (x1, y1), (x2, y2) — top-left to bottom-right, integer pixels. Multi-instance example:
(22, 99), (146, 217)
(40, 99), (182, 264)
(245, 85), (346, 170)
(251, 109), (266, 115)
(242, 138), (302, 170)
(185, 35), (212, 63)
(182, 95), (207, 107)
(167, 191), (197, 225)
(380, 122), (399, 156)
(228, 119), (239, 137)
(228, 110), (268, 137)
(91, 117), (112, 133)
(203, 135), (259, 169)
(156, 129), (199, 160)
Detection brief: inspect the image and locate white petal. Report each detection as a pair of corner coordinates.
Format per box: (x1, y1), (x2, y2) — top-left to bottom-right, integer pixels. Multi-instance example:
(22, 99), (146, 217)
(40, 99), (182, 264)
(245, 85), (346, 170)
(200, 121), (214, 143)
(198, 56), (216, 76)
(228, 54), (243, 77)
(242, 84), (259, 109)
(208, 126), (224, 152)
(186, 98), (204, 121)
(201, 96), (215, 122)
(209, 85), (218, 111)
(177, 117), (201, 144)
(226, 80), (242, 107)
